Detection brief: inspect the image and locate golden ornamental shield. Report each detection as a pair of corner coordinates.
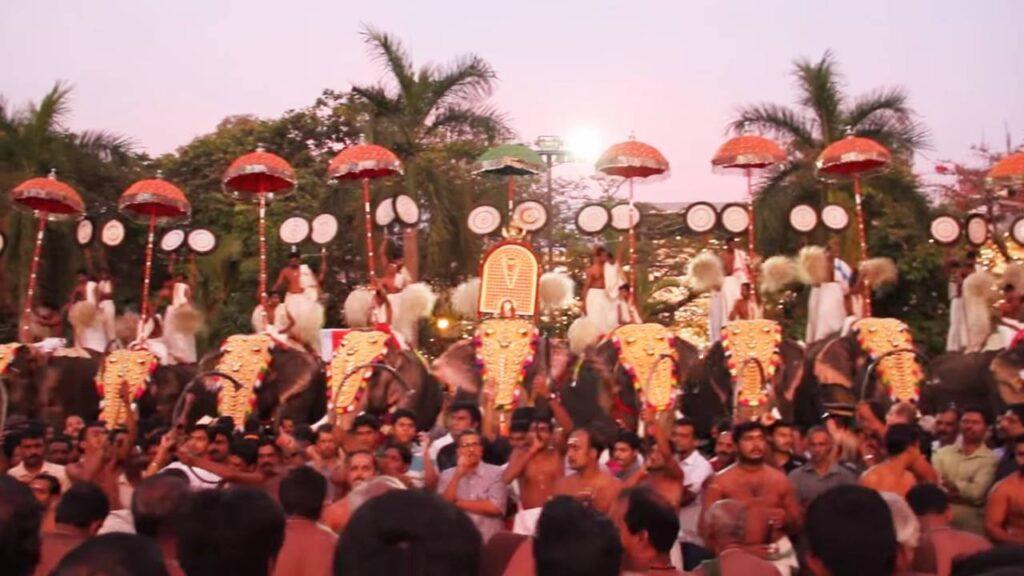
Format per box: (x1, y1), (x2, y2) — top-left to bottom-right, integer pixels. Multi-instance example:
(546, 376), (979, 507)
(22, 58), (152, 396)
(478, 241), (539, 317)
(474, 318), (538, 410)
(855, 318), (923, 403)
(327, 329), (393, 414)
(96, 349), (157, 428)
(214, 334), (274, 424)
(610, 323), (678, 411)
(721, 319), (782, 412)
(0, 343), (22, 375)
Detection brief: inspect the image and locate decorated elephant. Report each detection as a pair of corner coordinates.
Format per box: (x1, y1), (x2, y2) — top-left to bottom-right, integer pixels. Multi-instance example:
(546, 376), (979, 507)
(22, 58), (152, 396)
(324, 328), (443, 430)
(691, 320), (806, 432)
(805, 317), (929, 418)
(0, 344), (104, 429)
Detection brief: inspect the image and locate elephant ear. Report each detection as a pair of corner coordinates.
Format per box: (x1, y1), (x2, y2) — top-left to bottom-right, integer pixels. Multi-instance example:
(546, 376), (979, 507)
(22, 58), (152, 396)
(813, 336), (855, 390)
(775, 340), (806, 403)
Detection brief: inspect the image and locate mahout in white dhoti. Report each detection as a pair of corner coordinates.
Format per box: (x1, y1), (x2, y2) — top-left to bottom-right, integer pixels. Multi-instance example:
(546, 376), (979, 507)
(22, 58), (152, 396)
(800, 246), (850, 343)
(68, 280), (109, 353)
(687, 250), (726, 343)
(163, 281), (200, 364)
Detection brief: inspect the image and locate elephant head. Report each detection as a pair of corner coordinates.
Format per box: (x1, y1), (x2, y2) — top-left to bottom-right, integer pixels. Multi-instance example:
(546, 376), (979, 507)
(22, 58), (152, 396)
(700, 331), (805, 426)
(989, 344), (1024, 407)
(808, 318), (926, 417)
(1, 343), (45, 421)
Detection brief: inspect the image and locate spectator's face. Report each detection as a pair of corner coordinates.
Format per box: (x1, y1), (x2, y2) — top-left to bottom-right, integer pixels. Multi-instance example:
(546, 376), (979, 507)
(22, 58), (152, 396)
(19, 438), (45, 469)
(998, 409), (1023, 439)
(959, 412), (987, 444)
(934, 410), (959, 444)
(46, 440), (71, 465)
(228, 454), (252, 472)
(187, 429), (209, 456)
(81, 426), (109, 454)
(28, 478), (57, 506)
(771, 426), (794, 453)
(448, 410), (474, 435)
(392, 417), (417, 445)
(715, 431), (736, 461)
(736, 429), (767, 465)
(646, 448), (666, 471)
(612, 442), (637, 467)
(671, 424), (696, 455)
(352, 426), (378, 451)
(257, 445), (280, 475)
(315, 432), (337, 459)
(64, 415), (85, 438)
(208, 434), (230, 463)
(456, 433), (484, 467)
(280, 419), (295, 436)
(347, 453), (376, 487)
(566, 430), (595, 471)
(508, 431), (528, 450)
(531, 421), (553, 444)
(379, 448), (408, 476)
(807, 431), (833, 465)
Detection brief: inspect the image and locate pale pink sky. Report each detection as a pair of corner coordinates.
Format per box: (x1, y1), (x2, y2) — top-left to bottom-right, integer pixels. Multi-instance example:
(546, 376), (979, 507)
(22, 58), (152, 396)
(2, 1), (1022, 202)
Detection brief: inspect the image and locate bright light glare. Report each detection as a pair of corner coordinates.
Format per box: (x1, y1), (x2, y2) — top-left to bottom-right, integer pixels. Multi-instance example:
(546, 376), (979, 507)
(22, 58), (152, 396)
(436, 317), (451, 330)
(565, 127), (604, 164)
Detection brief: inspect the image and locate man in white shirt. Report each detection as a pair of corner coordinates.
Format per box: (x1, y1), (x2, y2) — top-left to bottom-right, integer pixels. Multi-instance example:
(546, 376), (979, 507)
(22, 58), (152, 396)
(671, 417), (713, 570)
(160, 424), (223, 490)
(8, 427), (71, 493)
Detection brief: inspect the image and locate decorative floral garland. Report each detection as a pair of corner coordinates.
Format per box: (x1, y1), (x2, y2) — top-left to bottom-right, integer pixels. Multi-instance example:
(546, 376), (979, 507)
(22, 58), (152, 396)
(473, 318), (538, 411)
(855, 318), (923, 403)
(214, 334), (274, 424)
(0, 343), (22, 376)
(96, 349), (157, 428)
(609, 323), (678, 412)
(327, 328), (395, 414)
(721, 319), (782, 408)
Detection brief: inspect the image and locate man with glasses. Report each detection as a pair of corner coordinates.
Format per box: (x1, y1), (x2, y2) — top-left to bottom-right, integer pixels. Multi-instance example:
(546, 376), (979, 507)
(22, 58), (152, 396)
(438, 430), (508, 543)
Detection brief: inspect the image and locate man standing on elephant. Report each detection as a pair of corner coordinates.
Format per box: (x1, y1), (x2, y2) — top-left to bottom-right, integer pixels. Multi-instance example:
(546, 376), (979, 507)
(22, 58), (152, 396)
(932, 407), (998, 534)
(554, 428), (622, 515)
(700, 421), (802, 576)
(582, 245), (624, 335)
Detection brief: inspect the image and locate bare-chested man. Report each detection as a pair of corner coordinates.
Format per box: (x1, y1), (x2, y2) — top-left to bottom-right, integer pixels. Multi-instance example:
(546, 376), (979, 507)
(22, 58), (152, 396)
(625, 409), (684, 510)
(582, 245), (624, 334)
(701, 421), (802, 575)
(860, 423), (921, 497)
(273, 253), (304, 295)
(322, 451), (379, 533)
(554, 427), (623, 515)
(985, 434), (1024, 545)
(503, 376), (573, 535)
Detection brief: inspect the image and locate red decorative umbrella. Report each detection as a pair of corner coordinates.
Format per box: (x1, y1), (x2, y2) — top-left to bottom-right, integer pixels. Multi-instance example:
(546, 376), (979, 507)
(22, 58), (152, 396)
(222, 146), (297, 307)
(816, 134), (891, 315)
(986, 150), (1024, 193)
(10, 170), (86, 342)
(711, 134), (786, 253)
(595, 137), (669, 290)
(119, 172), (191, 323)
(327, 139), (403, 278)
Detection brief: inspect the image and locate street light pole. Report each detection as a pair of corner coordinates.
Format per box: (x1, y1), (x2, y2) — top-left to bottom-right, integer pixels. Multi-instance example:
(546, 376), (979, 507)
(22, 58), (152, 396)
(535, 135), (565, 268)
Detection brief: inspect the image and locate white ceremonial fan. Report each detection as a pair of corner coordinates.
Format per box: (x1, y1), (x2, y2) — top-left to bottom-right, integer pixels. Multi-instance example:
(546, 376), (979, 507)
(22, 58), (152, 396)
(685, 202), (717, 234)
(611, 203), (642, 231)
(100, 219), (126, 247)
(0, 231), (6, 257)
(928, 216), (961, 246)
(187, 229), (218, 254)
(821, 204), (851, 232)
(394, 195), (420, 226)
(788, 204), (818, 234)
(76, 219), (95, 246)
(512, 201), (548, 231)
(719, 204), (751, 235)
(279, 216), (311, 245)
(1011, 217), (1024, 247)
(374, 198), (397, 227)
(576, 204), (610, 234)
(160, 229), (186, 252)
(965, 214), (988, 246)
(310, 214), (339, 245)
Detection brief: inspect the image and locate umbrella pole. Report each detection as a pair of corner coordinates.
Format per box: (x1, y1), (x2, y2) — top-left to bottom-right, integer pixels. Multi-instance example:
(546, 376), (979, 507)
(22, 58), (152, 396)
(745, 168), (756, 255)
(507, 175), (515, 219)
(19, 216), (47, 343)
(259, 190), (267, 308)
(363, 178), (375, 279)
(628, 178), (637, 292)
(853, 175), (871, 317)
(140, 213), (157, 322)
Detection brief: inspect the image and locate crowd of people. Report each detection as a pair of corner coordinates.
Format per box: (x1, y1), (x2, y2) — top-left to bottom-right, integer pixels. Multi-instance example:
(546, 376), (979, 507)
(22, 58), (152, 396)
(2, 388), (1023, 576)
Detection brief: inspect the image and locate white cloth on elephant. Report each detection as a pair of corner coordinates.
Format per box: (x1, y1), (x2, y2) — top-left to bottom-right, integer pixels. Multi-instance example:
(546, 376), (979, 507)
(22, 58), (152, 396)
(807, 282), (847, 343)
(708, 290), (725, 343)
(284, 290), (324, 350)
(947, 285), (969, 352)
(98, 279), (116, 340)
(840, 293), (866, 336)
(988, 318), (1024, 351)
(299, 264), (321, 300)
(162, 282), (197, 364)
(74, 281), (109, 353)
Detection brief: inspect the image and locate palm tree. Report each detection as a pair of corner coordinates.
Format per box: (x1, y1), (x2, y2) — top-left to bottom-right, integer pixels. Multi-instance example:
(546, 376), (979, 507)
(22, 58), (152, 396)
(731, 51), (929, 257)
(348, 27), (512, 279)
(0, 82), (137, 329)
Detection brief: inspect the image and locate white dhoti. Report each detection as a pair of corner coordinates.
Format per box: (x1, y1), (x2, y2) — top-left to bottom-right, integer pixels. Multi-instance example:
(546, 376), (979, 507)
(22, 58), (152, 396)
(99, 300), (116, 341)
(721, 275), (744, 321)
(708, 290), (725, 343)
(163, 283), (198, 364)
(512, 507), (543, 536)
(989, 319), (1024, 351)
(70, 288), (108, 353)
(946, 296), (968, 352)
(585, 288), (620, 335)
(807, 282), (846, 343)
(766, 536), (799, 576)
